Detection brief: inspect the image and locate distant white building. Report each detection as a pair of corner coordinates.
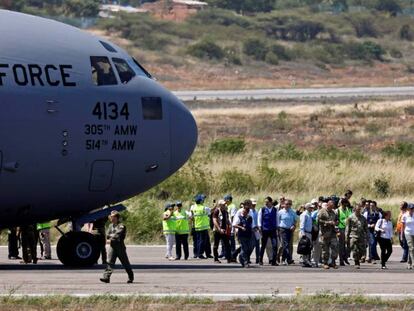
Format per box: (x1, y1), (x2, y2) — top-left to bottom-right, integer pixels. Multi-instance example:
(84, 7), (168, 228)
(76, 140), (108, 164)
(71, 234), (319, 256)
(99, 4), (148, 18)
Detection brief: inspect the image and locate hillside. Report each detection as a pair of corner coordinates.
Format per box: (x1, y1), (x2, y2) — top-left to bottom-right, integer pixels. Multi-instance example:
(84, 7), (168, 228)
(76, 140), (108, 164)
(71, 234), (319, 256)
(95, 7), (414, 90)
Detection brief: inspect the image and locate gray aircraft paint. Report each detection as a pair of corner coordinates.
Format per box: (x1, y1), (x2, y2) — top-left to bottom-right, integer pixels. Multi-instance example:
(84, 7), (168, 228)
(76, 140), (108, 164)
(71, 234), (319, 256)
(0, 10), (198, 227)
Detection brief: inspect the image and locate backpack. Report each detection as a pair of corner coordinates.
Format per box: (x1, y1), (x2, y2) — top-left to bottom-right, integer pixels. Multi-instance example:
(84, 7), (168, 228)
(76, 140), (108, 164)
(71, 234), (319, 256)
(297, 235), (312, 255)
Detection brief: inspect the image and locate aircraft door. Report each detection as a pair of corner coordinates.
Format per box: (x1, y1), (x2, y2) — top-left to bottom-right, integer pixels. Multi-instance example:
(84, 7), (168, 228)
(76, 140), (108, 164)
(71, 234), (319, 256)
(138, 97), (171, 183)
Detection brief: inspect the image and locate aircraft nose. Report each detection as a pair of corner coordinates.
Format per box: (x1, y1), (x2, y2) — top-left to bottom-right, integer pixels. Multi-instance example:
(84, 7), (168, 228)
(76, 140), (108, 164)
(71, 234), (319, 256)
(169, 97), (198, 173)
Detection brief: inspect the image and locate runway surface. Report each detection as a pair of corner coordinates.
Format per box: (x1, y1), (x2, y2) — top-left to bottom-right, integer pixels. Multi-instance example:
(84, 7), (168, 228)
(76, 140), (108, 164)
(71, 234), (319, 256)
(174, 86), (414, 101)
(0, 246), (413, 299)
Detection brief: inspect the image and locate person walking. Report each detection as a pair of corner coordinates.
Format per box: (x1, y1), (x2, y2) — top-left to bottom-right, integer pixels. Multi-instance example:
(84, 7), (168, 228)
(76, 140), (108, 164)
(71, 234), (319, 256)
(174, 201), (190, 261)
(225, 195), (237, 257)
(402, 204), (414, 270)
(318, 199), (339, 269)
(278, 199), (297, 265)
(396, 202), (409, 263)
(7, 227), (20, 260)
(190, 194), (211, 259)
(258, 196), (278, 266)
(250, 198), (260, 264)
(375, 211), (393, 269)
(233, 200), (254, 268)
(299, 203), (313, 267)
(163, 203), (176, 260)
(346, 204), (368, 269)
(90, 217), (108, 265)
(212, 200), (231, 263)
(337, 198), (352, 266)
(364, 201), (382, 264)
(311, 200), (322, 267)
(19, 225), (37, 264)
(36, 222), (52, 260)
(100, 211), (134, 283)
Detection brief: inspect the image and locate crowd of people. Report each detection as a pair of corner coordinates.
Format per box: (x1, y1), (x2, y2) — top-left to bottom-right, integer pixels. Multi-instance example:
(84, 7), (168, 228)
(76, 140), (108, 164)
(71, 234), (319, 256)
(162, 190), (414, 270)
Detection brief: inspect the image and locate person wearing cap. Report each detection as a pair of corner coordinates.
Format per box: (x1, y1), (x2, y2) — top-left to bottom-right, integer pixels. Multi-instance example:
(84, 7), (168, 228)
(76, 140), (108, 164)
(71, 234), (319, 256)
(402, 203), (414, 269)
(346, 204), (368, 269)
(224, 195), (237, 256)
(163, 203), (176, 260)
(174, 201), (190, 260)
(258, 196), (279, 266)
(190, 194), (211, 259)
(250, 198), (261, 264)
(337, 198), (352, 266)
(212, 200), (231, 263)
(299, 203), (313, 267)
(233, 200), (254, 268)
(100, 211), (134, 283)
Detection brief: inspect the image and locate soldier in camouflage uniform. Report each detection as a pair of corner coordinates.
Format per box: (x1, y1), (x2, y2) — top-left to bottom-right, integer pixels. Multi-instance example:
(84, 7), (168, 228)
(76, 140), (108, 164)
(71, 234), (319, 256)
(100, 211), (134, 283)
(318, 200), (339, 269)
(346, 204), (368, 269)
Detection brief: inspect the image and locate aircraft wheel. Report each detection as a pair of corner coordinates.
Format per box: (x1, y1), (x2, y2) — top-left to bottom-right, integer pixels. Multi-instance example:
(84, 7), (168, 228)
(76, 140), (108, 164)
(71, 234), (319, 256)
(57, 231), (100, 267)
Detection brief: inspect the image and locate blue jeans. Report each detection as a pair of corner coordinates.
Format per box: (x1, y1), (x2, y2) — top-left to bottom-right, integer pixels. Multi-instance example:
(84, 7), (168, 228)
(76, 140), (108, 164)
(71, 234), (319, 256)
(195, 230), (209, 258)
(280, 228), (293, 262)
(238, 236), (253, 266)
(400, 232), (409, 261)
(368, 230), (380, 260)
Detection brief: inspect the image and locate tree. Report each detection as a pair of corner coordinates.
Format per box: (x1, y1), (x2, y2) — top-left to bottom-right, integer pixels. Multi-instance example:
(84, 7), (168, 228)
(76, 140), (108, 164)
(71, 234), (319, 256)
(206, 0), (276, 13)
(0, 0), (25, 10)
(63, 0), (100, 17)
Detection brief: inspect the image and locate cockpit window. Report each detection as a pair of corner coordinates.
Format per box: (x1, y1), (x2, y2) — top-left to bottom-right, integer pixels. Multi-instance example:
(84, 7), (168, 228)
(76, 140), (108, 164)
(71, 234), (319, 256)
(99, 40), (117, 53)
(90, 56), (117, 86)
(142, 97), (163, 120)
(112, 58), (136, 84)
(131, 58), (152, 79)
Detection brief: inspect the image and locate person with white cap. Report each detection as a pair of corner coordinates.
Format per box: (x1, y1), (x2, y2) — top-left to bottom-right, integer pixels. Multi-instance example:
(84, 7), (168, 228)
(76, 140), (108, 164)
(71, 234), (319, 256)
(163, 203), (176, 260)
(100, 210), (134, 284)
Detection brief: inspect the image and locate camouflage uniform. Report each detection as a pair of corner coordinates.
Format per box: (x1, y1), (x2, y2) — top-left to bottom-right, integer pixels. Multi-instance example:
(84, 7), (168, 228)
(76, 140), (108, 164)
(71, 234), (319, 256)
(318, 208), (339, 265)
(102, 223), (134, 282)
(345, 213), (368, 265)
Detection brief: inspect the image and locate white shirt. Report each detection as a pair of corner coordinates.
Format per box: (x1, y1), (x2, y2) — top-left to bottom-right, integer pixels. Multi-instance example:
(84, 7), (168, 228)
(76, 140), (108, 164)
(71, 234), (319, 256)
(402, 212), (414, 236)
(375, 219), (393, 240)
(232, 208), (257, 228)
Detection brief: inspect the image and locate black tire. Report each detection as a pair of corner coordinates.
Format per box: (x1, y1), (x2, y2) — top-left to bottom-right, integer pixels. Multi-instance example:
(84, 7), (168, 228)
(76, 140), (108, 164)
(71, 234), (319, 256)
(57, 232), (100, 267)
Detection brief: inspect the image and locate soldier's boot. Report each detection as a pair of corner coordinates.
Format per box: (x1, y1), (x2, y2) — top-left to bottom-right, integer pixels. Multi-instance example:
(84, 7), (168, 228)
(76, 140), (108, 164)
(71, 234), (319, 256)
(100, 278), (110, 283)
(355, 260), (360, 269)
(340, 260), (345, 266)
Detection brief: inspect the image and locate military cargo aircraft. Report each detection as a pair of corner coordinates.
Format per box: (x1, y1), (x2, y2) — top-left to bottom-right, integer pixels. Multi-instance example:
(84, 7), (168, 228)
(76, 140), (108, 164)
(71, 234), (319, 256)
(0, 10), (198, 266)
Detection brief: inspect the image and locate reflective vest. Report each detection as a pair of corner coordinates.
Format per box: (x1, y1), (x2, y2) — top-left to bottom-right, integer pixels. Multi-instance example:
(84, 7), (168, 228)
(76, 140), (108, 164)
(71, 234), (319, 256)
(36, 222), (51, 230)
(162, 211), (176, 234)
(174, 209), (190, 235)
(192, 204), (209, 231)
(338, 207), (352, 229)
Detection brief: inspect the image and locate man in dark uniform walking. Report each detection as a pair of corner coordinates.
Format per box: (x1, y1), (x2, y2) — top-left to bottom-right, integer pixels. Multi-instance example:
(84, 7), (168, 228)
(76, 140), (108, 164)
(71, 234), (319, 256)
(100, 211), (134, 283)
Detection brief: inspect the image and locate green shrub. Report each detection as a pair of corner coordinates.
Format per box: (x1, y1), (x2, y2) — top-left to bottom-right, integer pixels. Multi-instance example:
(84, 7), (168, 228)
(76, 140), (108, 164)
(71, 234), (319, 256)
(404, 106), (414, 115)
(270, 43), (292, 61)
(400, 24), (414, 41)
(344, 41), (385, 61)
(209, 138), (246, 154)
(310, 145), (366, 161)
(373, 175), (390, 197)
(346, 14), (378, 38)
(375, 0), (402, 16)
(243, 38), (268, 61)
(187, 39), (224, 60)
(272, 143), (305, 160)
(382, 142), (414, 158)
(265, 51), (279, 65)
(223, 46), (242, 65)
(219, 170), (255, 194)
(190, 8), (251, 28)
(389, 48), (403, 58)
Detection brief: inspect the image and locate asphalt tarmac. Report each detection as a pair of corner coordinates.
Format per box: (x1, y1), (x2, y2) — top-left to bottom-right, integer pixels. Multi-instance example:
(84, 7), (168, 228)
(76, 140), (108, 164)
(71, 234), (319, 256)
(174, 86), (414, 101)
(0, 245), (413, 299)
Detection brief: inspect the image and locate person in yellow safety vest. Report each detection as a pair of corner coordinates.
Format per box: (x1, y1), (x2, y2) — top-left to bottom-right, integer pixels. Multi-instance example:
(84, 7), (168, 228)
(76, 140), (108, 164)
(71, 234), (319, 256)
(36, 222), (52, 260)
(163, 203), (176, 260)
(174, 201), (190, 260)
(190, 194), (212, 259)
